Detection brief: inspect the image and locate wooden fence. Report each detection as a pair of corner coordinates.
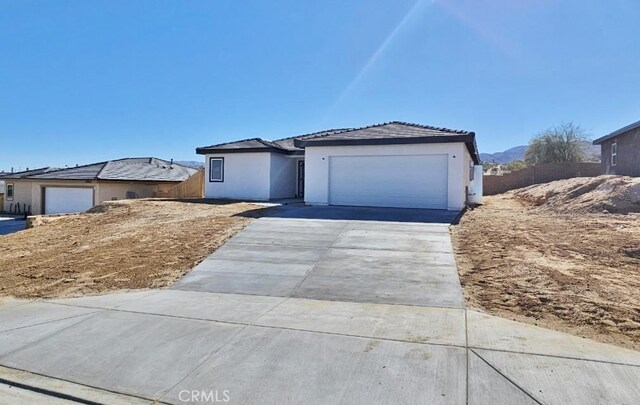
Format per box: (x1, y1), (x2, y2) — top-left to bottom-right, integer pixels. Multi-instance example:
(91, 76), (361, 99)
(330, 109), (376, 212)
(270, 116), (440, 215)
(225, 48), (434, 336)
(155, 169), (204, 199)
(484, 162), (603, 195)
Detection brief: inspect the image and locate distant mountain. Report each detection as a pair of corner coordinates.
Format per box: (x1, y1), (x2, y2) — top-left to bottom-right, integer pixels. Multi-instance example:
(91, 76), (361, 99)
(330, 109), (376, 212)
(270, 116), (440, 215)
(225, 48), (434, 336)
(480, 141), (601, 164)
(175, 160), (204, 169)
(480, 146), (527, 164)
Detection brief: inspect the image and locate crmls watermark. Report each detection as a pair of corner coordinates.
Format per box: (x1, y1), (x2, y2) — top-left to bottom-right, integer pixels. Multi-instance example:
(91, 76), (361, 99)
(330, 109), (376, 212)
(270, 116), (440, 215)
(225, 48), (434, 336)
(178, 389), (231, 403)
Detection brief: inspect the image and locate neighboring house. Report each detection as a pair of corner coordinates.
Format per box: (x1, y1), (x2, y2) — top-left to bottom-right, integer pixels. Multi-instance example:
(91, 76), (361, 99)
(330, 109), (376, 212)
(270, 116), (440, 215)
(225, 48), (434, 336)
(0, 179), (4, 208)
(196, 121), (481, 210)
(0, 158), (197, 215)
(593, 120), (640, 177)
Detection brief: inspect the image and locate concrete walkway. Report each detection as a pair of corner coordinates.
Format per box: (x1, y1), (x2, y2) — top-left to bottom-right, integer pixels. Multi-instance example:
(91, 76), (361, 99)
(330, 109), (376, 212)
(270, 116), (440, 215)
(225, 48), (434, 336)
(0, 206), (638, 404)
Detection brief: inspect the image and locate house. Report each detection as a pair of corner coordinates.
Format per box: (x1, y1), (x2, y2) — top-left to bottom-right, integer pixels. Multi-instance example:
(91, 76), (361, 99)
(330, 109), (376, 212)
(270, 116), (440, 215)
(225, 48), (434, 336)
(0, 158), (198, 215)
(593, 120), (640, 177)
(196, 121), (481, 210)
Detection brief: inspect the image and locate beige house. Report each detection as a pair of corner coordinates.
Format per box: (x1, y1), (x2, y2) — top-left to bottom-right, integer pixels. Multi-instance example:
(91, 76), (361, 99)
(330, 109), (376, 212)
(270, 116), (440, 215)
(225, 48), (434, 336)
(0, 158), (197, 215)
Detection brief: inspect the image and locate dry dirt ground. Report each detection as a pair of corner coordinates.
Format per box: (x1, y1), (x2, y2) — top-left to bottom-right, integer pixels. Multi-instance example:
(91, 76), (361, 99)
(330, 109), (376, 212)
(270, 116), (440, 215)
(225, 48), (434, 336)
(452, 192), (640, 351)
(0, 199), (263, 299)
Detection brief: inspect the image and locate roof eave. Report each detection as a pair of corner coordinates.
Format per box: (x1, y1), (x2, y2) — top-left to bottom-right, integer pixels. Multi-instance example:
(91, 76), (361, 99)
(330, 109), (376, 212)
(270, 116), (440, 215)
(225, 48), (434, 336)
(296, 134), (480, 164)
(296, 134), (472, 147)
(196, 146), (296, 155)
(593, 120), (640, 144)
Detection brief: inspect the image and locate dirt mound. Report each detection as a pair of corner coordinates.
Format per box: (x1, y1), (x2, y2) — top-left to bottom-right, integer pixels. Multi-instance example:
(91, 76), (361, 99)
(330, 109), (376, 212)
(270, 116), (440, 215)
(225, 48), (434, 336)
(512, 175), (640, 214)
(0, 199), (261, 299)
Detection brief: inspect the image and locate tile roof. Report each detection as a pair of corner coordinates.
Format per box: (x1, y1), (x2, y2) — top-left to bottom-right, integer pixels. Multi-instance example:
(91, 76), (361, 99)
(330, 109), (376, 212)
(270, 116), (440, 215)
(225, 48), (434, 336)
(195, 121), (479, 163)
(3, 158), (197, 182)
(294, 122), (479, 163)
(272, 129), (351, 151)
(196, 129), (350, 155)
(593, 119), (640, 144)
(0, 167), (58, 179)
(295, 121), (472, 144)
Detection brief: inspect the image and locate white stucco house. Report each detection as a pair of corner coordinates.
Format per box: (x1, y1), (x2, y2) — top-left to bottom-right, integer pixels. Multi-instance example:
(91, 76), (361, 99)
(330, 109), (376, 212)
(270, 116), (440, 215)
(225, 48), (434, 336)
(196, 121), (482, 211)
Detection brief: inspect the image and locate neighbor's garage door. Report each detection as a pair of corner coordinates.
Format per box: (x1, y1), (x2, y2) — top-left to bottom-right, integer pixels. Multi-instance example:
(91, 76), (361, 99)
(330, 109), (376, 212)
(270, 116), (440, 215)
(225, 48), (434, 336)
(44, 187), (94, 215)
(328, 155), (448, 209)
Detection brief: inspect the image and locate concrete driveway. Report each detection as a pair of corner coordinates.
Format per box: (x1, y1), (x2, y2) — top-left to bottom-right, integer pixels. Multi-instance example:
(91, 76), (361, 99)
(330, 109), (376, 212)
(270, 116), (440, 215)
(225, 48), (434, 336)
(0, 206), (639, 404)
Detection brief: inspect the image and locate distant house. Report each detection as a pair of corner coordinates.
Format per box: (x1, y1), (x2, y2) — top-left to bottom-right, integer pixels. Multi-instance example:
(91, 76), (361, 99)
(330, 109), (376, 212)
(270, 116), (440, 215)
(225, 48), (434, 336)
(593, 120), (640, 177)
(196, 121), (482, 210)
(0, 158), (197, 215)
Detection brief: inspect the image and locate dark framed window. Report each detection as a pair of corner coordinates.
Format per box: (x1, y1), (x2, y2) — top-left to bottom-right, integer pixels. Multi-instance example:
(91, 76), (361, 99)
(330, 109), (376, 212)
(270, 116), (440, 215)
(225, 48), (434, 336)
(6, 183), (14, 201)
(611, 142), (617, 167)
(209, 157), (224, 182)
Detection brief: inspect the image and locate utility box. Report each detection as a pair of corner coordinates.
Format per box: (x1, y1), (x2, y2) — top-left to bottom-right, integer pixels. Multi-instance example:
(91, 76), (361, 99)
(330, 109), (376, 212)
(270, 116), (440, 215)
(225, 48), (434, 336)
(468, 165), (484, 205)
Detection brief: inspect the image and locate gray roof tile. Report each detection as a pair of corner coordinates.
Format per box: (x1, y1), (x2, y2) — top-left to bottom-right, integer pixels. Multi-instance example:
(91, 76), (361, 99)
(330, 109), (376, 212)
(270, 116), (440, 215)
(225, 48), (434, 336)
(0, 167), (59, 179)
(8, 158), (197, 182)
(298, 122), (472, 143)
(195, 121), (479, 163)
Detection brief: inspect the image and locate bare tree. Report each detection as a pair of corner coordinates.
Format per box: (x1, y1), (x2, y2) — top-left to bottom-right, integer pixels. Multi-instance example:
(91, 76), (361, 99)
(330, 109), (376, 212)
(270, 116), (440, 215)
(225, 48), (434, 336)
(525, 122), (587, 165)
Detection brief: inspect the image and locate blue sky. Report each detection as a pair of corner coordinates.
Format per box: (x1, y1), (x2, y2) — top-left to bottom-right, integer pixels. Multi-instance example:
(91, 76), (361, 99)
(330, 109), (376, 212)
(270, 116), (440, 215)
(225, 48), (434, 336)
(1, 0), (639, 170)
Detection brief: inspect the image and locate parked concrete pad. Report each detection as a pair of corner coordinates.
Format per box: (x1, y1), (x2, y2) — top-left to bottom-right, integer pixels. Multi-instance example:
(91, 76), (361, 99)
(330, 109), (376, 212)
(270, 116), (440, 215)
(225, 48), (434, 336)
(114, 290), (285, 323)
(0, 313), (98, 357)
(0, 365), (149, 405)
(173, 271), (304, 297)
(244, 219), (346, 234)
(344, 221), (451, 233)
(266, 205), (460, 224)
(164, 327), (466, 405)
(0, 311), (245, 400)
(49, 290), (154, 310)
(333, 229), (453, 253)
(250, 217), (348, 230)
(0, 302), (99, 333)
(185, 258), (314, 277)
(211, 243), (327, 264)
(228, 230), (338, 248)
(255, 297), (466, 346)
(473, 348), (640, 405)
(467, 310), (640, 366)
(293, 274), (465, 308)
(309, 248), (458, 281)
(467, 351), (537, 405)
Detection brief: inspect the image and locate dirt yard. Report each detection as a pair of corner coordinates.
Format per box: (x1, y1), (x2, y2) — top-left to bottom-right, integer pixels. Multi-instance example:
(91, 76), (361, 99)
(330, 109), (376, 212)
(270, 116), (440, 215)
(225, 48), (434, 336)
(452, 186), (640, 350)
(0, 199), (263, 299)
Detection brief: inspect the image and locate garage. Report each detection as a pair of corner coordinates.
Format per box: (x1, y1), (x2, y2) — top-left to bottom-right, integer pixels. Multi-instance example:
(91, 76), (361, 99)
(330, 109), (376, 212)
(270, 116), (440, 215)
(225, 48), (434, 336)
(44, 187), (94, 215)
(328, 154), (448, 209)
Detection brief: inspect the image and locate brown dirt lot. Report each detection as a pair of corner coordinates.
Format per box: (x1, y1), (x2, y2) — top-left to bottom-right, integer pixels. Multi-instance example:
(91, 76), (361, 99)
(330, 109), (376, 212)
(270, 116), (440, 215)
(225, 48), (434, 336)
(452, 194), (640, 351)
(0, 199), (264, 299)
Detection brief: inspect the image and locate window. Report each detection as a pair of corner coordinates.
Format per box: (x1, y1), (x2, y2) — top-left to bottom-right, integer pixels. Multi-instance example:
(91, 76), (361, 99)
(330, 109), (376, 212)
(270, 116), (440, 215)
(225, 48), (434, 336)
(469, 161), (475, 181)
(209, 157), (224, 182)
(6, 183), (14, 201)
(611, 142), (617, 167)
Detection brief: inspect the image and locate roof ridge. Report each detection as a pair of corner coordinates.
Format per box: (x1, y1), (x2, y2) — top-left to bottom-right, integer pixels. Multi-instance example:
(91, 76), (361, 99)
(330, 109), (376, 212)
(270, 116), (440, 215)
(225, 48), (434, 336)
(2, 166), (52, 175)
(198, 137), (267, 150)
(95, 161), (111, 179)
(389, 121), (471, 134)
(298, 122), (399, 141)
(273, 128), (351, 142)
(35, 161), (109, 179)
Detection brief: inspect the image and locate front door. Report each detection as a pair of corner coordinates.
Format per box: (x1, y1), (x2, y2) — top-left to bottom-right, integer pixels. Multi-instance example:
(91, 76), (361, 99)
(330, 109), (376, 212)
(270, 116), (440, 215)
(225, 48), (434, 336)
(297, 160), (305, 198)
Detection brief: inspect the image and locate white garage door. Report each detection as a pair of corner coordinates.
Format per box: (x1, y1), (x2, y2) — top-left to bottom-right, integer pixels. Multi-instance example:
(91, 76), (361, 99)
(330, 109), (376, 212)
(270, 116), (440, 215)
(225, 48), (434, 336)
(44, 187), (94, 215)
(329, 154), (448, 209)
